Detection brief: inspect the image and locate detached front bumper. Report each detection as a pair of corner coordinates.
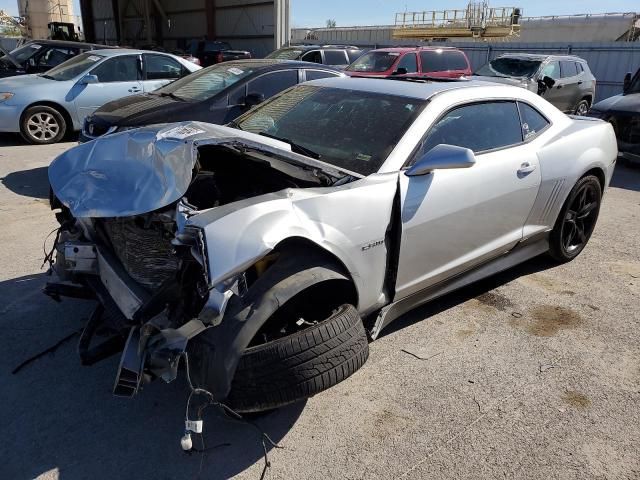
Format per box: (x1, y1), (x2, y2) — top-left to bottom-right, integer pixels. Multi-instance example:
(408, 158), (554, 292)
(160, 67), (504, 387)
(47, 234), (230, 398)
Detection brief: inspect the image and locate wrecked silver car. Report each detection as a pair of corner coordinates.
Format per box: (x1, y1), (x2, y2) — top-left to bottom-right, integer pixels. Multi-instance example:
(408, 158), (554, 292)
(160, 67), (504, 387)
(46, 77), (617, 413)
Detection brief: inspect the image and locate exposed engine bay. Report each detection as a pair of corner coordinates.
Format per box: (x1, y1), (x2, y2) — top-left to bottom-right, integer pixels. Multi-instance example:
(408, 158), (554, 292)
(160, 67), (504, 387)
(47, 142), (329, 395)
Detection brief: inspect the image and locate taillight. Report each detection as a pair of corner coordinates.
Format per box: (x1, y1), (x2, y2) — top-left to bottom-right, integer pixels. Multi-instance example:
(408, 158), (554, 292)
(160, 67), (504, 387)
(216, 52), (224, 63)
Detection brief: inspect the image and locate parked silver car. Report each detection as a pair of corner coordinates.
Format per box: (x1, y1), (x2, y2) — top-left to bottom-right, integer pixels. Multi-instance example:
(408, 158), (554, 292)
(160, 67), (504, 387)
(474, 53), (596, 115)
(0, 49), (200, 144)
(46, 77), (617, 414)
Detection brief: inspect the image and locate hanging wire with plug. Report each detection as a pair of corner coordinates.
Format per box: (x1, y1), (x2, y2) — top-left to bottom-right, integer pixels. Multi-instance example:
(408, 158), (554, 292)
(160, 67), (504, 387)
(180, 352), (284, 480)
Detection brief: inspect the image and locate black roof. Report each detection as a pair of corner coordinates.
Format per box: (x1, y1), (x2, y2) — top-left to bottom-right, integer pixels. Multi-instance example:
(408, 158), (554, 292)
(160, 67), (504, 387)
(207, 58), (343, 71)
(280, 44), (361, 51)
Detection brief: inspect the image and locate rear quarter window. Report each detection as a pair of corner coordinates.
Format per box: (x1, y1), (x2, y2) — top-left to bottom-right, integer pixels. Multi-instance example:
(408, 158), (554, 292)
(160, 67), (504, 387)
(518, 102), (550, 140)
(420, 50), (468, 73)
(323, 50), (348, 65)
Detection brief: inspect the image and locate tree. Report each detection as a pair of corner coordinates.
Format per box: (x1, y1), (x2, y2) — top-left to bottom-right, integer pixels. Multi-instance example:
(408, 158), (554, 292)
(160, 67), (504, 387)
(326, 19), (336, 28)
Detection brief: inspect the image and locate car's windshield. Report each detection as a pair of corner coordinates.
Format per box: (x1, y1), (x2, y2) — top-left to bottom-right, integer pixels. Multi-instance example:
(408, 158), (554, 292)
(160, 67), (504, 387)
(265, 48), (304, 60)
(234, 85), (426, 175)
(157, 63), (253, 101)
(43, 52), (104, 81)
(475, 57), (542, 78)
(1, 43), (44, 66)
(346, 51), (399, 73)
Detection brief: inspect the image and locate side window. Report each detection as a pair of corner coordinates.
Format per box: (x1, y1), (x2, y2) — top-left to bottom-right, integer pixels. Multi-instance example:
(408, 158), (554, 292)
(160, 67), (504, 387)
(145, 54), (183, 80)
(305, 69), (341, 81)
(91, 56), (140, 82)
(301, 50), (322, 64)
(228, 84), (247, 106)
(247, 70), (298, 99)
(443, 51), (469, 70)
(418, 101), (523, 156)
(575, 62), (584, 73)
(323, 50), (348, 65)
(541, 61), (560, 80)
(560, 61), (577, 78)
(397, 53), (418, 73)
(518, 102), (550, 140)
(36, 47), (75, 68)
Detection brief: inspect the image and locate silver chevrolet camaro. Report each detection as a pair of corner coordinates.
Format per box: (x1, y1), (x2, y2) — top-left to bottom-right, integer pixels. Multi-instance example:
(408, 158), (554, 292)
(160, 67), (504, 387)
(47, 77), (617, 413)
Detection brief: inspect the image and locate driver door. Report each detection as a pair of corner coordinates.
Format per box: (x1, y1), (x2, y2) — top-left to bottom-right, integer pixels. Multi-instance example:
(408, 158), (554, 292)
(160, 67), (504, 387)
(394, 100), (541, 300)
(72, 55), (143, 123)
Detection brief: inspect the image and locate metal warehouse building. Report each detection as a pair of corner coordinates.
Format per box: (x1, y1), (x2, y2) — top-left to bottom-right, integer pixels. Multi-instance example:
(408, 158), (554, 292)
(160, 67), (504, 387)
(292, 12), (640, 45)
(79, 0), (290, 57)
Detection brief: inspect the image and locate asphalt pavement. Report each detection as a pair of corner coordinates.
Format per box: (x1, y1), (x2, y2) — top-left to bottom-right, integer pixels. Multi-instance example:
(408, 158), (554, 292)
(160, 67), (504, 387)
(1, 133), (638, 480)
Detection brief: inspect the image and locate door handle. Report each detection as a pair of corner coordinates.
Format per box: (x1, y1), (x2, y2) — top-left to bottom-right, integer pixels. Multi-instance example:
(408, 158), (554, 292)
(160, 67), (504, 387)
(128, 87), (141, 92)
(557, 85), (563, 89)
(518, 162), (537, 175)
(577, 81), (583, 85)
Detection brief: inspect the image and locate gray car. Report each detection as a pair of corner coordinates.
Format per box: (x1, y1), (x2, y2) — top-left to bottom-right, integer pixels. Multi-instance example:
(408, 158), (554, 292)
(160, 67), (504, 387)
(0, 49), (200, 144)
(474, 53), (596, 115)
(46, 78), (616, 417)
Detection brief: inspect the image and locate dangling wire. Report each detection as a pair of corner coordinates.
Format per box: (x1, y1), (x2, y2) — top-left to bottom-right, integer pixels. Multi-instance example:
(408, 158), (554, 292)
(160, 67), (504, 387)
(181, 352), (283, 480)
(41, 226), (62, 271)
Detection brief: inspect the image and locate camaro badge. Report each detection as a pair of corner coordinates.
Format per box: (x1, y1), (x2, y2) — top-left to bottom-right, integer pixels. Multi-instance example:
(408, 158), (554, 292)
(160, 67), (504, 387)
(362, 239), (384, 251)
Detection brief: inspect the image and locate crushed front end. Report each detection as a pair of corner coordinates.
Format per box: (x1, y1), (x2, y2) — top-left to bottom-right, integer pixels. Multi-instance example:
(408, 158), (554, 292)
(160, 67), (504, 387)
(46, 199), (217, 396)
(44, 122), (335, 398)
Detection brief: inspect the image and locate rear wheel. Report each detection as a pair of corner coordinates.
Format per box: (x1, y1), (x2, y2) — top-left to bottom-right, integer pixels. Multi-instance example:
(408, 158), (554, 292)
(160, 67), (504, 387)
(574, 99), (590, 116)
(20, 106), (66, 144)
(549, 175), (601, 262)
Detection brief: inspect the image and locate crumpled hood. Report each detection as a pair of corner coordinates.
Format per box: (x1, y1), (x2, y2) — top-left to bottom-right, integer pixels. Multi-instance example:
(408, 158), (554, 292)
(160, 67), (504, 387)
(592, 93), (640, 115)
(49, 121), (294, 218)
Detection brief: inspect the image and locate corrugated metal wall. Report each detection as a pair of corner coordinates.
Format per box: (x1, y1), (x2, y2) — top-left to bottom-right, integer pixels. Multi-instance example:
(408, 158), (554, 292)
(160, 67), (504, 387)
(84, 0), (289, 56)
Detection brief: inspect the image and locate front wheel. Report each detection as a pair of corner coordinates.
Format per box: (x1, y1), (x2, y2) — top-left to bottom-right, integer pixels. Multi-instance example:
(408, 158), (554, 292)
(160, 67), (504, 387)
(227, 304), (369, 413)
(549, 175), (602, 262)
(20, 106), (67, 144)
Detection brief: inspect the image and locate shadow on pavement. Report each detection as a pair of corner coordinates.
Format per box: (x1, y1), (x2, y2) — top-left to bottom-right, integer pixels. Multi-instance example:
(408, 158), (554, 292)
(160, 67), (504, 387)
(1, 166), (50, 199)
(611, 162), (640, 192)
(380, 254), (558, 339)
(0, 133), (24, 147)
(1, 273), (304, 480)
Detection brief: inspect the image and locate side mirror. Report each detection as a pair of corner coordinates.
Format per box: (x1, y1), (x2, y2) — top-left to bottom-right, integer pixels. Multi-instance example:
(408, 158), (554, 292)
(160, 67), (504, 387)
(244, 92), (265, 108)
(392, 67), (408, 76)
(623, 72), (632, 93)
(538, 75), (555, 90)
(405, 144), (476, 177)
(79, 74), (99, 85)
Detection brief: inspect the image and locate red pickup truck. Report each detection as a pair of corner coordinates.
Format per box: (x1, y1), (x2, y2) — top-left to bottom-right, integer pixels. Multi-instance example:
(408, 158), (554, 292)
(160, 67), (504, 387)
(345, 46), (471, 79)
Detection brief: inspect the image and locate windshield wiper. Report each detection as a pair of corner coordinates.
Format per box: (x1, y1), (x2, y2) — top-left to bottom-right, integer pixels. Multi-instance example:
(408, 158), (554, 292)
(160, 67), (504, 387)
(158, 92), (185, 101)
(258, 132), (321, 160)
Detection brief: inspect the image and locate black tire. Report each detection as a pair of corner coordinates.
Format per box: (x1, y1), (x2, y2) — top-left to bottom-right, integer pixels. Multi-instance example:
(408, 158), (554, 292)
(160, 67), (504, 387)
(20, 105), (67, 144)
(227, 304), (369, 413)
(574, 99), (590, 116)
(549, 175), (602, 262)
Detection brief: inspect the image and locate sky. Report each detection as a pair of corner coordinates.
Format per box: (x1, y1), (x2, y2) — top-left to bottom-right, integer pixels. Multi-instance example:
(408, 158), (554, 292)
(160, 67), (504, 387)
(0, 0), (638, 28)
